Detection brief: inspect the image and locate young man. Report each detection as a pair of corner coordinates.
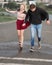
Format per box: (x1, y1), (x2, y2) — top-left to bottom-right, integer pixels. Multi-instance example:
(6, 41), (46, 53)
(22, 4), (50, 52)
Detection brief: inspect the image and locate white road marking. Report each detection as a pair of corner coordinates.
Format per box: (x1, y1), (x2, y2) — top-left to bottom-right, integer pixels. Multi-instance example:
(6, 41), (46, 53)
(0, 63), (30, 65)
(0, 57), (52, 62)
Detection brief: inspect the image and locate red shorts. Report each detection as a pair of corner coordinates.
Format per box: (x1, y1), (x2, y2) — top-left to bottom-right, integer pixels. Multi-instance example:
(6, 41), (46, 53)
(16, 19), (30, 30)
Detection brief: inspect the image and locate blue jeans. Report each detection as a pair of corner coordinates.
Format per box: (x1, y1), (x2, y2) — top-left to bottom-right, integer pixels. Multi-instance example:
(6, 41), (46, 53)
(30, 24), (42, 46)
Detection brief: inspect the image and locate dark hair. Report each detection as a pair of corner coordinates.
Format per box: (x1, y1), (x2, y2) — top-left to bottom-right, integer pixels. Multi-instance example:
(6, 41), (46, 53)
(30, 4), (36, 10)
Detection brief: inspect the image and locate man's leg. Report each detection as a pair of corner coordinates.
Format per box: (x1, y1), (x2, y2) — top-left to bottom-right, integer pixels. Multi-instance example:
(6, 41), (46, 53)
(37, 24), (42, 49)
(30, 24), (36, 52)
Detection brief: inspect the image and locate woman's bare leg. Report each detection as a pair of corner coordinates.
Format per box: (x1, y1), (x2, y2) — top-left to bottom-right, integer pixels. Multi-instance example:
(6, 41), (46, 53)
(20, 30), (24, 47)
(17, 30), (21, 43)
(17, 30), (24, 51)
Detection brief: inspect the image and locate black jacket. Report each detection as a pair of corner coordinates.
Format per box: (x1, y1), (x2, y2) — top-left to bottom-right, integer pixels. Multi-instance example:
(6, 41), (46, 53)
(25, 7), (49, 25)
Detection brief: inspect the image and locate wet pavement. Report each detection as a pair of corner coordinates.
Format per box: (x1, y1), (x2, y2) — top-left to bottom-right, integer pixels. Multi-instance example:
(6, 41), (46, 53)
(0, 14), (52, 65)
(0, 42), (52, 65)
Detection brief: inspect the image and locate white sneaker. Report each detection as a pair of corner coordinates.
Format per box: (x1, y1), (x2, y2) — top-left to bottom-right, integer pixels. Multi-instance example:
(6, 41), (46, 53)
(30, 47), (34, 52)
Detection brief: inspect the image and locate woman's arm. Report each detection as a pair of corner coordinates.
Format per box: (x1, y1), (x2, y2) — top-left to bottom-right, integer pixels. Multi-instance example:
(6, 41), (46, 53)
(5, 9), (17, 14)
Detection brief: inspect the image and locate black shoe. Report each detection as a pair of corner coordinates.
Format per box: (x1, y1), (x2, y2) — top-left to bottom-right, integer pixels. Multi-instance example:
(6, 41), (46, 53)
(19, 47), (23, 51)
(19, 44), (23, 51)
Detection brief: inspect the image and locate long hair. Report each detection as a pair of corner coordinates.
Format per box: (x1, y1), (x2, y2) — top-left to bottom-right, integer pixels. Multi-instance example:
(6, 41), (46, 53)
(20, 3), (26, 11)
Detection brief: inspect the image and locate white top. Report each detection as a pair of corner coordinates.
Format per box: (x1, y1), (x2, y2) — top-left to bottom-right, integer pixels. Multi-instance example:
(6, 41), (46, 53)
(17, 11), (26, 20)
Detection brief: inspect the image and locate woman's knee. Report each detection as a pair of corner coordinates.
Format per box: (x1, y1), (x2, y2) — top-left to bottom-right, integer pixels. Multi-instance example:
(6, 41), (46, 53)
(17, 32), (21, 37)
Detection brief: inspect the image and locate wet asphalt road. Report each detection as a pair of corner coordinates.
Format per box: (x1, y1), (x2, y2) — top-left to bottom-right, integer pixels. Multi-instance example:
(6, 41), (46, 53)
(0, 42), (52, 65)
(0, 14), (52, 65)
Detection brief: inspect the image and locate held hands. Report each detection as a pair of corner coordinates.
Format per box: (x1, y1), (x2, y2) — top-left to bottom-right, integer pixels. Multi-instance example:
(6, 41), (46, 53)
(46, 20), (50, 25)
(22, 23), (26, 26)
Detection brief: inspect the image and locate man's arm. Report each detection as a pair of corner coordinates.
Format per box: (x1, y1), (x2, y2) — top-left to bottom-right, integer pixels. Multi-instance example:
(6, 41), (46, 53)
(22, 10), (30, 26)
(38, 7), (49, 20)
(38, 7), (50, 24)
(24, 10), (30, 23)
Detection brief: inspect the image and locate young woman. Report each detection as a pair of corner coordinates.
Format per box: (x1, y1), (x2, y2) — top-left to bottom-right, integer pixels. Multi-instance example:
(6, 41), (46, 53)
(6, 4), (27, 51)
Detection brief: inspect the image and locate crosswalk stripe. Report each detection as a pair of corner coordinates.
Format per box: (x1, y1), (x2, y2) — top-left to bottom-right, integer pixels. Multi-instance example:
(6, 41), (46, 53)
(0, 63), (30, 65)
(0, 57), (52, 62)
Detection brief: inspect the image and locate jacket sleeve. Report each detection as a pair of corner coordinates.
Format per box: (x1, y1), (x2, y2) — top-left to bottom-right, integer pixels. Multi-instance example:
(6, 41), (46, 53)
(24, 10), (29, 23)
(39, 7), (49, 20)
